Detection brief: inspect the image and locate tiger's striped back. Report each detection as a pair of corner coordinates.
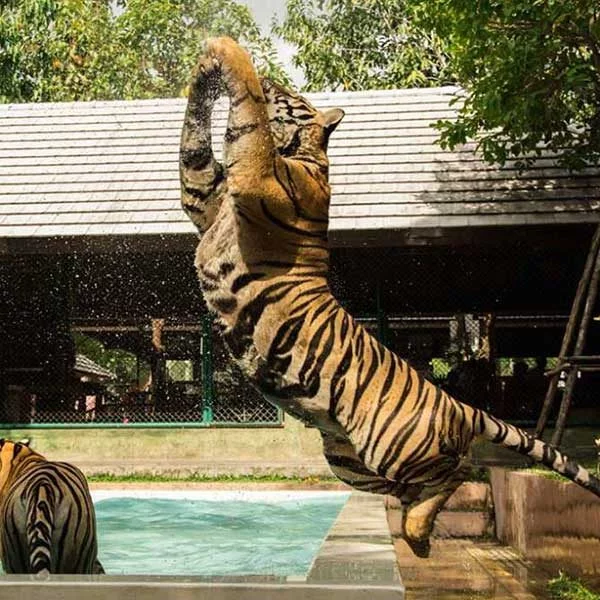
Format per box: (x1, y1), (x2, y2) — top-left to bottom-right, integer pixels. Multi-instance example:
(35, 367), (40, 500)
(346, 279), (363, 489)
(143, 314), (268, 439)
(0, 439), (104, 575)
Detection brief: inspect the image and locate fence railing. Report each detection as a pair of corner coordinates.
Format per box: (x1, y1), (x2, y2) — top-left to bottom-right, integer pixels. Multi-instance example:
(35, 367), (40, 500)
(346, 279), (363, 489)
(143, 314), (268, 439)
(0, 390), (282, 428)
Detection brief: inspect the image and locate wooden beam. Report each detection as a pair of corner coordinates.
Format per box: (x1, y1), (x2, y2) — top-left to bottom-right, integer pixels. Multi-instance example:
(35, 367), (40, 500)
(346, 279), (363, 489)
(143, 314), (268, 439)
(535, 224), (600, 438)
(551, 243), (600, 447)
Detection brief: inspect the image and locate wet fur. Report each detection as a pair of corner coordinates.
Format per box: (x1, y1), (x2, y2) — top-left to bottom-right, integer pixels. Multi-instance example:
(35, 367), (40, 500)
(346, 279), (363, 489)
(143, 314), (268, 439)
(180, 37), (600, 557)
(0, 439), (104, 574)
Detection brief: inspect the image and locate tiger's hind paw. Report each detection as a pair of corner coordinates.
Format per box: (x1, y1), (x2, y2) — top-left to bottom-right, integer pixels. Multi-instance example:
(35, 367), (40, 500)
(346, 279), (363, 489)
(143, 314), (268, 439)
(405, 536), (431, 558)
(203, 37), (262, 99)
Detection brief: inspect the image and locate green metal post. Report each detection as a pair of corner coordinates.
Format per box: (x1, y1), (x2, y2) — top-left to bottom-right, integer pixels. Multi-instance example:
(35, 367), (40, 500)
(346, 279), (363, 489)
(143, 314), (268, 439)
(201, 313), (214, 423)
(376, 277), (388, 347)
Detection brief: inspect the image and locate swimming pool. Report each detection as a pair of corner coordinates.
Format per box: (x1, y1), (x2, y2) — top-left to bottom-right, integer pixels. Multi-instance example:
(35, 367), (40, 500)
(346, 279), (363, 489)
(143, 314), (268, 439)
(93, 490), (350, 576)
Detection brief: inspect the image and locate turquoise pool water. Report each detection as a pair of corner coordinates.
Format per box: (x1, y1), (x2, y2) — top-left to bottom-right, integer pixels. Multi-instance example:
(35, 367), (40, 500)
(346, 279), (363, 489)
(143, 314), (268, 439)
(94, 491), (349, 576)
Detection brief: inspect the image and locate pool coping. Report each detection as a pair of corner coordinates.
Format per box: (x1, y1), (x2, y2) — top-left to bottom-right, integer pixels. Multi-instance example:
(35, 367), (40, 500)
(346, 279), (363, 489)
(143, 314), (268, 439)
(0, 578), (403, 599)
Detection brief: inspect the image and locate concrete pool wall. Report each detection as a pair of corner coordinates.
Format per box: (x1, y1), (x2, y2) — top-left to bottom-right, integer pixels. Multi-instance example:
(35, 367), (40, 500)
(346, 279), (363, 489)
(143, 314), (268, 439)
(490, 468), (600, 580)
(0, 424), (596, 478)
(0, 416), (329, 477)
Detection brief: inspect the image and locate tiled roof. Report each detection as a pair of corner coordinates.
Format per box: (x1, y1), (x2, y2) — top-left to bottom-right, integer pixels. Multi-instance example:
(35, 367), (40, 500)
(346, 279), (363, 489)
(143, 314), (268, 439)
(1, 86), (599, 244)
(74, 354), (115, 381)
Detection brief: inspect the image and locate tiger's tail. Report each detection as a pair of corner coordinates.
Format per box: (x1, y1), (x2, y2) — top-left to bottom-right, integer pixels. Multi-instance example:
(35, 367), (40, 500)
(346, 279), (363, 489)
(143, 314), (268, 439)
(477, 410), (600, 497)
(26, 480), (56, 576)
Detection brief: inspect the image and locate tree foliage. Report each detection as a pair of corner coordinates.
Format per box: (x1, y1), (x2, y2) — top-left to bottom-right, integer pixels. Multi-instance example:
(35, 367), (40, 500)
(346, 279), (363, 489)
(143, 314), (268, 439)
(73, 333), (146, 388)
(410, 0), (600, 169)
(274, 0), (454, 92)
(0, 0), (289, 102)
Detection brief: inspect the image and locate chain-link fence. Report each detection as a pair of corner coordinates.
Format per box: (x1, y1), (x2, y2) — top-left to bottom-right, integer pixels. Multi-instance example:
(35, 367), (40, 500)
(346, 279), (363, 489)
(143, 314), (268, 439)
(372, 312), (595, 425)
(1, 327), (282, 427)
(2, 386), (281, 427)
(3, 239), (599, 428)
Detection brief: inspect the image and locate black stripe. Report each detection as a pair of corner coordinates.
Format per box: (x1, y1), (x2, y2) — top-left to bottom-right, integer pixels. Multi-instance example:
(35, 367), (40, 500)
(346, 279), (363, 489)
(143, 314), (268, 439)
(330, 343), (353, 411)
(224, 122), (259, 143)
(260, 198), (327, 240)
(180, 147), (212, 169)
(231, 272), (265, 294)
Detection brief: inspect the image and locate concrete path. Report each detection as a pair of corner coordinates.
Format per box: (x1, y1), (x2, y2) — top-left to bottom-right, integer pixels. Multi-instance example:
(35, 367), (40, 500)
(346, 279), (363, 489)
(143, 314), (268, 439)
(311, 491), (554, 599)
(393, 538), (552, 600)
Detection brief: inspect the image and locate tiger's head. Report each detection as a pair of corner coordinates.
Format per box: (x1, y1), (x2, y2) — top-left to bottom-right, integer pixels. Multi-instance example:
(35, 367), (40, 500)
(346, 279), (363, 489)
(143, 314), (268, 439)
(0, 439), (36, 492)
(261, 78), (344, 166)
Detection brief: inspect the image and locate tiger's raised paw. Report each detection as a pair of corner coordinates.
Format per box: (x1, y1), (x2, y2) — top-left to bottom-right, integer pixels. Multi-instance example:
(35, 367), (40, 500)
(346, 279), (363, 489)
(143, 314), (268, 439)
(188, 54), (222, 103)
(202, 36), (262, 98)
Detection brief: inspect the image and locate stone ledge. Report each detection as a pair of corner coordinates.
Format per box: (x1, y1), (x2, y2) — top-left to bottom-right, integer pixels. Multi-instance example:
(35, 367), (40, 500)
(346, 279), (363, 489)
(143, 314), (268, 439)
(433, 511), (495, 538)
(490, 467), (600, 579)
(443, 482), (492, 511)
(0, 578), (404, 600)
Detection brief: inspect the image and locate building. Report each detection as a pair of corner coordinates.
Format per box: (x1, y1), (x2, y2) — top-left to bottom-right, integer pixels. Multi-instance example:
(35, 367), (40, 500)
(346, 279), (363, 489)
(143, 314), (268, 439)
(1, 87), (599, 473)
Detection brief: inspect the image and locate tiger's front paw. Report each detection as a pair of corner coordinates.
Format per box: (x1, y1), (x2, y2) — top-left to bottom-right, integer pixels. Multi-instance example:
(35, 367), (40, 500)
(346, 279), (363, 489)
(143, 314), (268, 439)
(188, 54), (222, 103)
(203, 36), (261, 98)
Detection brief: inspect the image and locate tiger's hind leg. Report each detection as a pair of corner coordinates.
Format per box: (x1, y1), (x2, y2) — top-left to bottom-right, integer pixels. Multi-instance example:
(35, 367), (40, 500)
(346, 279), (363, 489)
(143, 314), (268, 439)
(180, 53), (226, 233)
(321, 432), (408, 495)
(394, 465), (468, 558)
(322, 433), (452, 558)
(322, 435), (468, 559)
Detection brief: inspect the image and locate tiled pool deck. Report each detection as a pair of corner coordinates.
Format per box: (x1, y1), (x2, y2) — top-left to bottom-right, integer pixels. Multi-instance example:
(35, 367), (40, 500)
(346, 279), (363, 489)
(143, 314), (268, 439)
(0, 490), (557, 599)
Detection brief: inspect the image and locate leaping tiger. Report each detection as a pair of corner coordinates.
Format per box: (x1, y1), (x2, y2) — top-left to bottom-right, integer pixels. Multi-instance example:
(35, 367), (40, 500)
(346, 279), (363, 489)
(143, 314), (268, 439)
(179, 36), (600, 558)
(0, 439), (104, 575)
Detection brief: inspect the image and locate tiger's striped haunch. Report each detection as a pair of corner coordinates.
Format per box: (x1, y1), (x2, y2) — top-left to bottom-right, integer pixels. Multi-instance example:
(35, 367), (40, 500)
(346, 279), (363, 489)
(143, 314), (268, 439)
(0, 439), (104, 575)
(180, 37), (600, 558)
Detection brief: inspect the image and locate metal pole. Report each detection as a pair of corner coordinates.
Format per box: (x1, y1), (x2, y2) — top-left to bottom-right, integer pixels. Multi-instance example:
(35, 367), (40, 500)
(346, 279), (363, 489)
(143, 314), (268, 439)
(535, 224), (600, 437)
(201, 313), (214, 423)
(376, 276), (388, 346)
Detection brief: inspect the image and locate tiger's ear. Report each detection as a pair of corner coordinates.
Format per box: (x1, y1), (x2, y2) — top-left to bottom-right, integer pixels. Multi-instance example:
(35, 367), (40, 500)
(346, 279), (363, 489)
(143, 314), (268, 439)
(18, 438), (30, 447)
(323, 108), (345, 139)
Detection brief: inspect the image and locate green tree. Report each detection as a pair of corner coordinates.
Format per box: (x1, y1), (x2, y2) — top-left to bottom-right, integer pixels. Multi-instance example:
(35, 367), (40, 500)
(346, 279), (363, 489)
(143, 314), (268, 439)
(274, 0), (454, 92)
(0, 0), (113, 102)
(410, 0), (600, 170)
(0, 0), (289, 103)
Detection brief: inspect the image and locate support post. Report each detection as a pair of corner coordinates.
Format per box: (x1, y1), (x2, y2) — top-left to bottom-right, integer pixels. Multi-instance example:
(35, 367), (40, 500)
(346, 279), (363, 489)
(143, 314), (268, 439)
(478, 313), (496, 363)
(201, 313), (214, 423)
(376, 277), (388, 347)
(536, 224), (600, 438)
(551, 244), (600, 446)
(150, 318), (166, 411)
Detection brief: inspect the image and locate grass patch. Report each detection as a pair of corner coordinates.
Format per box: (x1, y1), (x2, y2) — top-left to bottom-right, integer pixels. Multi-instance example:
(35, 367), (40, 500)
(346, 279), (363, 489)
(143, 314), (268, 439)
(467, 466), (490, 483)
(520, 458), (599, 482)
(548, 573), (600, 600)
(87, 472), (341, 484)
(88, 468), (491, 485)
(520, 467), (570, 482)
